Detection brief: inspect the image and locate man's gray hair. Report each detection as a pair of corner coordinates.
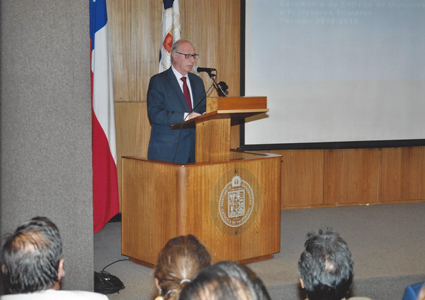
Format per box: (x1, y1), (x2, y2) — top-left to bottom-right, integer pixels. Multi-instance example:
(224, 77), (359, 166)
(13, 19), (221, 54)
(170, 39), (192, 63)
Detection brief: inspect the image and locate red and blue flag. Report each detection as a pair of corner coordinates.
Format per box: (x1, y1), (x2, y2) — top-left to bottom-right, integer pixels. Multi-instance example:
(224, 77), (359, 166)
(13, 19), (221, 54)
(90, 0), (119, 233)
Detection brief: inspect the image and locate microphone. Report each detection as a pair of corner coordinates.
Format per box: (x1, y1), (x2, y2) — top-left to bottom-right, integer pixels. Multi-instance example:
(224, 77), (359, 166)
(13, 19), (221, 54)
(193, 66), (227, 97)
(193, 66), (217, 77)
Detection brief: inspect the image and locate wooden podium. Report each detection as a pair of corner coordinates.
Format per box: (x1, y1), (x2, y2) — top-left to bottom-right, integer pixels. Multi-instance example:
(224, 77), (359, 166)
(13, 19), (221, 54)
(121, 97), (281, 267)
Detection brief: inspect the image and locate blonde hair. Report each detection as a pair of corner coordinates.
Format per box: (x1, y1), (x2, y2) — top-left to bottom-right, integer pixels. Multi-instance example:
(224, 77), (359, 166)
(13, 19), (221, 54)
(154, 235), (211, 300)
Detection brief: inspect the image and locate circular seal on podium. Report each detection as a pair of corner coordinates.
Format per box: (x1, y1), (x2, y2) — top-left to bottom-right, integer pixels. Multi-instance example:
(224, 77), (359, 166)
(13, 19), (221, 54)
(210, 168), (262, 235)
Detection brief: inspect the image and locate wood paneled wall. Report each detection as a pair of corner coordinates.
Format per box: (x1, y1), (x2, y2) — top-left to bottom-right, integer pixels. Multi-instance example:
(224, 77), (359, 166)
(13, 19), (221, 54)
(380, 147), (425, 202)
(106, 0), (241, 102)
(263, 147), (425, 209)
(106, 0), (162, 101)
(180, 0), (241, 97)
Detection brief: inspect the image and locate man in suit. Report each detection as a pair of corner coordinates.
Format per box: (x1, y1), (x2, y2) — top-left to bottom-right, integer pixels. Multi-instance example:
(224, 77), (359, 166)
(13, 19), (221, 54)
(147, 39), (206, 164)
(1, 216), (108, 299)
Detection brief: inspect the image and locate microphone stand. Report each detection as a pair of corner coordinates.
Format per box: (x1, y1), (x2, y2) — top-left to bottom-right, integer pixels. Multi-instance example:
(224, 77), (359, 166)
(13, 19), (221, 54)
(208, 71), (227, 97)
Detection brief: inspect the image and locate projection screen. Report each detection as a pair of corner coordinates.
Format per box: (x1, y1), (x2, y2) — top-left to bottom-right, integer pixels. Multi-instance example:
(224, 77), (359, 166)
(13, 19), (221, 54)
(244, 0), (425, 146)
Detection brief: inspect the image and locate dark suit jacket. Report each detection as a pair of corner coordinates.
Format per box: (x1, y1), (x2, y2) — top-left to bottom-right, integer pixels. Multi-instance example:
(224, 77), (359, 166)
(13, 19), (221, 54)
(147, 68), (206, 164)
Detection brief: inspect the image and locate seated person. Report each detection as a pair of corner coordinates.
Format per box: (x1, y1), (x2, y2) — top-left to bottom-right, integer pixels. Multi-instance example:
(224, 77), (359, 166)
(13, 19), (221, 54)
(1, 216), (107, 299)
(178, 260), (271, 300)
(298, 228), (371, 300)
(154, 235), (211, 300)
(402, 281), (425, 300)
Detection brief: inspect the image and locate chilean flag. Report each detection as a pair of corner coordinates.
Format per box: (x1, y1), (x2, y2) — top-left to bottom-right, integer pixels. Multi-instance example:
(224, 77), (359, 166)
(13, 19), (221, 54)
(159, 0), (181, 73)
(90, 0), (119, 233)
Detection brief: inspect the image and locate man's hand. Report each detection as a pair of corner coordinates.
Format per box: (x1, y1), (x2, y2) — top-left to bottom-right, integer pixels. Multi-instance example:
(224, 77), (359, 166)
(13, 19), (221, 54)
(188, 112), (201, 120)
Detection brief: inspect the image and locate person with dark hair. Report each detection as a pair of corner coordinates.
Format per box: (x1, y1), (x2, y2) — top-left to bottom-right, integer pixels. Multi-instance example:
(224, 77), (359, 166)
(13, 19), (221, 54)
(298, 228), (371, 300)
(147, 39), (207, 164)
(154, 234), (211, 300)
(1, 216), (107, 299)
(178, 261), (271, 300)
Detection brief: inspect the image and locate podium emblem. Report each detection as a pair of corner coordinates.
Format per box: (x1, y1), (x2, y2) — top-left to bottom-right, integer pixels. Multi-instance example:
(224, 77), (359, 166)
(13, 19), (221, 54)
(218, 175), (254, 228)
(228, 189), (245, 218)
(211, 168), (261, 234)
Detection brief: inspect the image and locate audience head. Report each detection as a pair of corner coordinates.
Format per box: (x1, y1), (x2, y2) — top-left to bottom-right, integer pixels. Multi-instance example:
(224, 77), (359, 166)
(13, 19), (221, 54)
(178, 261), (271, 300)
(298, 228), (354, 300)
(1, 216), (65, 294)
(154, 234), (211, 300)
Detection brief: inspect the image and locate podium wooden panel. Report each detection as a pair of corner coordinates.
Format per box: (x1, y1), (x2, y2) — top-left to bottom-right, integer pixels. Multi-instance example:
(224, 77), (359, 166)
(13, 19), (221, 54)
(122, 153), (281, 265)
(121, 96), (281, 266)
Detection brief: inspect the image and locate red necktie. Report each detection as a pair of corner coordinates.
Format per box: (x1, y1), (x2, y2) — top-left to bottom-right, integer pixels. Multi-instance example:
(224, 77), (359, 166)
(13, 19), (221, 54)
(180, 77), (192, 111)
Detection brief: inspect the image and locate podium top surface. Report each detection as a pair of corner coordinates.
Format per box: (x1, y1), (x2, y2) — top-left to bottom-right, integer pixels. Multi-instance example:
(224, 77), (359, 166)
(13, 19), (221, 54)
(206, 96), (267, 113)
(171, 96), (268, 129)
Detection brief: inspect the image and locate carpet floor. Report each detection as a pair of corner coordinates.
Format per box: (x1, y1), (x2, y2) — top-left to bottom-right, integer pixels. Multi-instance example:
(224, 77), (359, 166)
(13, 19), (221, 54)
(94, 202), (425, 300)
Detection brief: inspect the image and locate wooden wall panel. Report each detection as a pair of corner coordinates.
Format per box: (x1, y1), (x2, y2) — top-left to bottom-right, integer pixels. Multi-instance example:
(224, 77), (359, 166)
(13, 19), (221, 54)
(180, 0), (241, 97)
(106, 0), (163, 101)
(180, 0), (242, 145)
(115, 102), (150, 208)
(380, 147), (425, 202)
(261, 150), (324, 209)
(324, 149), (380, 205)
(280, 150), (324, 209)
(107, 0), (241, 102)
(257, 147), (424, 208)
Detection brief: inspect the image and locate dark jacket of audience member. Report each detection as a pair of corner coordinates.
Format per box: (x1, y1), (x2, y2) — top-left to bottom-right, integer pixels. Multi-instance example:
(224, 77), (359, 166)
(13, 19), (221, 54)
(154, 235), (211, 300)
(178, 261), (271, 300)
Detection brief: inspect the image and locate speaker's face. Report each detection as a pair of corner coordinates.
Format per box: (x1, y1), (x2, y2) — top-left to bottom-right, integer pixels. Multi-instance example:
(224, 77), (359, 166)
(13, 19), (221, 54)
(172, 41), (196, 76)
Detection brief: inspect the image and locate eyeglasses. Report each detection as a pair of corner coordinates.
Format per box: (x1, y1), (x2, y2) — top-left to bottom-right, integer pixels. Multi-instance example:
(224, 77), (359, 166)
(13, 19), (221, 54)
(175, 51), (199, 59)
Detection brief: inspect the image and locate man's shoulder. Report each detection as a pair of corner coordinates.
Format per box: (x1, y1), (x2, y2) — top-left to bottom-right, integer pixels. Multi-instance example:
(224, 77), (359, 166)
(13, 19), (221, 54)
(188, 71), (203, 82)
(0, 289), (108, 300)
(149, 69), (174, 89)
(151, 68), (172, 80)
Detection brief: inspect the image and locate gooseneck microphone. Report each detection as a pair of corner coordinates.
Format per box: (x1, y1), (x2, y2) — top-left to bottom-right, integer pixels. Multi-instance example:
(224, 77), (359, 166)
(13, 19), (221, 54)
(193, 66), (217, 76)
(193, 66), (227, 97)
